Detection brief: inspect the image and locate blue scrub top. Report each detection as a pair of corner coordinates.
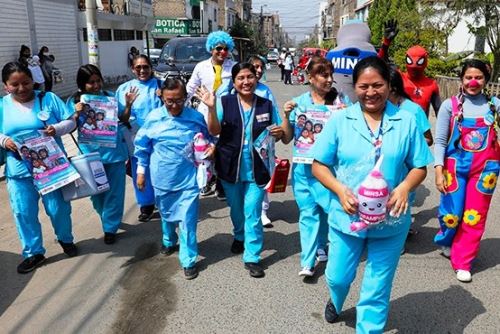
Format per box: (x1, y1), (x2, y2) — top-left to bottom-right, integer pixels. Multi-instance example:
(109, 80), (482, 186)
(399, 98), (431, 134)
(216, 94), (282, 182)
(67, 91), (128, 164)
(115, 78), (163, 127)
(312, 101), (433, 238)
(0, 91), (73, 178)
(134, 106), (212, 191)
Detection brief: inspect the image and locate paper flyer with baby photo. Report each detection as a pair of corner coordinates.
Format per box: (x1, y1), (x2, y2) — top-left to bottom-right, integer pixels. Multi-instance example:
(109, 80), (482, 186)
(292, 105), (344, 164)
(78, 94), (119, 148)
(15, 130), (81, 195)
(253, 125), (276, 175)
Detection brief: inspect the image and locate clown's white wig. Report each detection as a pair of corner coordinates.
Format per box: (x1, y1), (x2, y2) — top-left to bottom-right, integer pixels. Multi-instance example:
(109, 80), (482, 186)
(206, 31), (235, 53)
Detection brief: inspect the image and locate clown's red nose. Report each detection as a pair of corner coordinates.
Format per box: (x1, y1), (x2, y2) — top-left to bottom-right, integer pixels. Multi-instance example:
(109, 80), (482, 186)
(468, 79), (479, 88)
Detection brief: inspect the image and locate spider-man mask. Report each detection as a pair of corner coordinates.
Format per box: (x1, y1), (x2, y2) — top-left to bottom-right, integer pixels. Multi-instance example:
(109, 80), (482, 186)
(405, 45), (428, 79)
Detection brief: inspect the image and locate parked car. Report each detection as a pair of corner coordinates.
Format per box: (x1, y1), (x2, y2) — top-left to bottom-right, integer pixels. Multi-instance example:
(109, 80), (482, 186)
(144, 48), (162, 68)
(266, 51), (279, 63)
(154, 36), (211, 81)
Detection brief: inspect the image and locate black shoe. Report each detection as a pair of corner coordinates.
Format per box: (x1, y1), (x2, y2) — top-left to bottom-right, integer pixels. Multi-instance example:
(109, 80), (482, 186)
(244, 262), (265, 278)
(325, 299), (339, 323)
(104, 232), (116, 245)
(184, 266), (199, 280)
(160, 244), (179, 256)
(17, 254), (46, 274)
(138, 205), (155, 222)
(58, 241), (78, 257)
(200, 185), (215, 196)
(230, 239), (244, 254)
(215, 190), (226, 201)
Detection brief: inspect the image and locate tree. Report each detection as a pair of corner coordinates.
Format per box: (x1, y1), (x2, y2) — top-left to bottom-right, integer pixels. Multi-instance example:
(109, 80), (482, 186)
(229, 20), (266, 58)
(450, 0), (500, 81)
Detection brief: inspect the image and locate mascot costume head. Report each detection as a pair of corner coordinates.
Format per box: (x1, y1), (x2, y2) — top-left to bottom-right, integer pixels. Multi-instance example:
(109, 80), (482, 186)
(326, 21), (377, 102)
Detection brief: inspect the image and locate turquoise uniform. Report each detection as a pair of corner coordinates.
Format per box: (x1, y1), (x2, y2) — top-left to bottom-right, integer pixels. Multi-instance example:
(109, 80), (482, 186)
(0, 91), (74, 258)
(67, 92), (128, 234)
(216, 95), (282, 263)
(312, 102), (433, 333)
(290, 92), (350, 270)
(134, 106), (211, 268)
(115, 78), (162, 208)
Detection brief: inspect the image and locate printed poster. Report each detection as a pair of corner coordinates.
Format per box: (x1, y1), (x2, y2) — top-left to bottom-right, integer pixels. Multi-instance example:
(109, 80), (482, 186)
(15, 130), (81, 195)
(253, 125), (276, 175)
(292, 105), (344, 164)
(78, 94), (119, 147)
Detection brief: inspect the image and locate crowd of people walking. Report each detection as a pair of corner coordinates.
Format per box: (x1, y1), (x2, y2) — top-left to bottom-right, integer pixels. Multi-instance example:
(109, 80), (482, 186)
(1, 27), (499, 333)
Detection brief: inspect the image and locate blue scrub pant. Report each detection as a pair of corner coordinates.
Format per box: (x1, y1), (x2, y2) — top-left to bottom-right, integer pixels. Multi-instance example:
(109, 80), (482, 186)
(325, 228), (407, 334)
(130, 156), (155, 207)
(6, 177), (73, 258)
(221, 180), (265, 263)
(293, 176), (328, 269)
(155, 187), (199, 268)
(90, 162), (126, 234)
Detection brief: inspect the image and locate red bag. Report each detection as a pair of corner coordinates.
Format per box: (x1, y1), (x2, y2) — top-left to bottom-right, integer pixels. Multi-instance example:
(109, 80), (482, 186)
(267, 159), (290, 193)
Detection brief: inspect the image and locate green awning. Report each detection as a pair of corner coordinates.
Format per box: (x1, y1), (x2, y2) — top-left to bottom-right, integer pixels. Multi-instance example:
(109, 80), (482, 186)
(190, 0), (200, 6)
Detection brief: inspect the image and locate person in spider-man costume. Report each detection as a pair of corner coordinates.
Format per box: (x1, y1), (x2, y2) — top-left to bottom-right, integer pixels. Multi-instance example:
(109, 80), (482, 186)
(401, 46), (441, 117)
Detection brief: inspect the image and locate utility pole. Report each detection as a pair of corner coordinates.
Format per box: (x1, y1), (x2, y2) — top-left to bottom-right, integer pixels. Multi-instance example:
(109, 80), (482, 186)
(85, 0), (100, 66)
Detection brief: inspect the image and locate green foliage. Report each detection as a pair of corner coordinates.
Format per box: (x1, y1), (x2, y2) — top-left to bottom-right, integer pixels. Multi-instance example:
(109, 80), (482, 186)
(320, 40), (335, 50)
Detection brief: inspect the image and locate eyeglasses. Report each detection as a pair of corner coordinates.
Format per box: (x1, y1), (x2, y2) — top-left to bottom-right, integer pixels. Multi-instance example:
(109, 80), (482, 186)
(164, 98), (186, 106)
(214, 46), (229, 52)
(134, 65), (151, 71)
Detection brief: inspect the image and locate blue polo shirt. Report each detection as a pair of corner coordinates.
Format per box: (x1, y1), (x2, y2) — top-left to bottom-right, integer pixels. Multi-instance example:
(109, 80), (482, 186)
(313, 101), (433, 238)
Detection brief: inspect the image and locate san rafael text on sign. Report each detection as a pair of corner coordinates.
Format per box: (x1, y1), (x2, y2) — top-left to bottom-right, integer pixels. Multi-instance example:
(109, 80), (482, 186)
(153, 18), (201, 35)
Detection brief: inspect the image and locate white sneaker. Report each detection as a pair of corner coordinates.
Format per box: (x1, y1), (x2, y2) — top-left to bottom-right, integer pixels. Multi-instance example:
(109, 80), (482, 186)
(441, 246), (451, 258)
(316, 248), (328, 262)
(298, 267), (315, 277)
(261, 211), (272, 227)
(456, 270), (472, 282)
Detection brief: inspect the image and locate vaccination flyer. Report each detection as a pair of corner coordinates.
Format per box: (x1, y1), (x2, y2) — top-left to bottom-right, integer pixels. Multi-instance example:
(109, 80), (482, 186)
(78, 94), (119, 147)
(253, 125), (276, 175)
(292, 105), (344, 164)
(15, 130), (81, 195)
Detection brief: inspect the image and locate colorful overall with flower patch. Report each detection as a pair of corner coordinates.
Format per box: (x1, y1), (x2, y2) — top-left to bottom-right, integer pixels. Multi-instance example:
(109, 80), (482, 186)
(435, 95), (500, 271)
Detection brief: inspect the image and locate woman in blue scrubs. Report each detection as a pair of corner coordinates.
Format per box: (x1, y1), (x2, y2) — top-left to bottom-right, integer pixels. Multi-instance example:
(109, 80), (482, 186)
(67, 64), (128, 244)
(116, 55), (163, 222)
(135, 78), (214, 280)
(281, 56), (351, 278)
(0, 62), (77, 273)
(198, 62), (283, 278)
(311, 56), (433, 333)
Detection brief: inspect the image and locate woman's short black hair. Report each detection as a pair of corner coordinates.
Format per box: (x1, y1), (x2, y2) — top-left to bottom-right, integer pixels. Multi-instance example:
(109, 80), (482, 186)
(76, 64), (104, 92)
(132, 54), (152, 68)
(161, 77), (187, 97)
(231, 62), (256, 82)
(352, 56), (390, 86)
(460, 59), (491, 83)
(2, 61), (32, 84)
(389, 65), (411, 100)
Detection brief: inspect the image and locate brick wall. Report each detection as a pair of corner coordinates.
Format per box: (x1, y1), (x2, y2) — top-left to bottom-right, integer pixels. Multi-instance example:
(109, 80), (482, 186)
(153, 0), (186, 17)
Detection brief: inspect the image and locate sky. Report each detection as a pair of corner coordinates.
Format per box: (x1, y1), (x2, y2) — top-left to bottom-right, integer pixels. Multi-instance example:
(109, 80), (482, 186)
(251, 0), (323, 43)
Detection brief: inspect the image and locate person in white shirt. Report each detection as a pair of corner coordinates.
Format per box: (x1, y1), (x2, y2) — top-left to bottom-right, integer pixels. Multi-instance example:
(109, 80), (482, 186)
(186, 31), (236, 199)
(28, 55), (45, 91)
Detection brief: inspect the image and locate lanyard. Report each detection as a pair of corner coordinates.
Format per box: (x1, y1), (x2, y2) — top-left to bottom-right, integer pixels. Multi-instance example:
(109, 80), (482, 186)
(237, 95), (256, 145)
(364, 115), (384, 162)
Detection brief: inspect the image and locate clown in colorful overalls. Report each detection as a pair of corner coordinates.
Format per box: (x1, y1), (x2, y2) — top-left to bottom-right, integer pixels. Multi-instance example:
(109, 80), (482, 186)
(434, 59), (500, 282)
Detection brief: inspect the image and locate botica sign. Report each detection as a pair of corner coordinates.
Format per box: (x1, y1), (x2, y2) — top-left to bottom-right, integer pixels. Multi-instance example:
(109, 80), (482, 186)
(152, 18), (201, 36)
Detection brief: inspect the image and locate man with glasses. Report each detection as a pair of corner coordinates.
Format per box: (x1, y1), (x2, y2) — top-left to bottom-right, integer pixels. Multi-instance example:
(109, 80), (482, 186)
(186, 31), (236, 199)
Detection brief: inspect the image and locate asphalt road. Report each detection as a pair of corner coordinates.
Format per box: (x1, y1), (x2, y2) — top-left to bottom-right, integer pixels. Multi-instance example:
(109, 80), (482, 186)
(0, 67), (499, 333)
